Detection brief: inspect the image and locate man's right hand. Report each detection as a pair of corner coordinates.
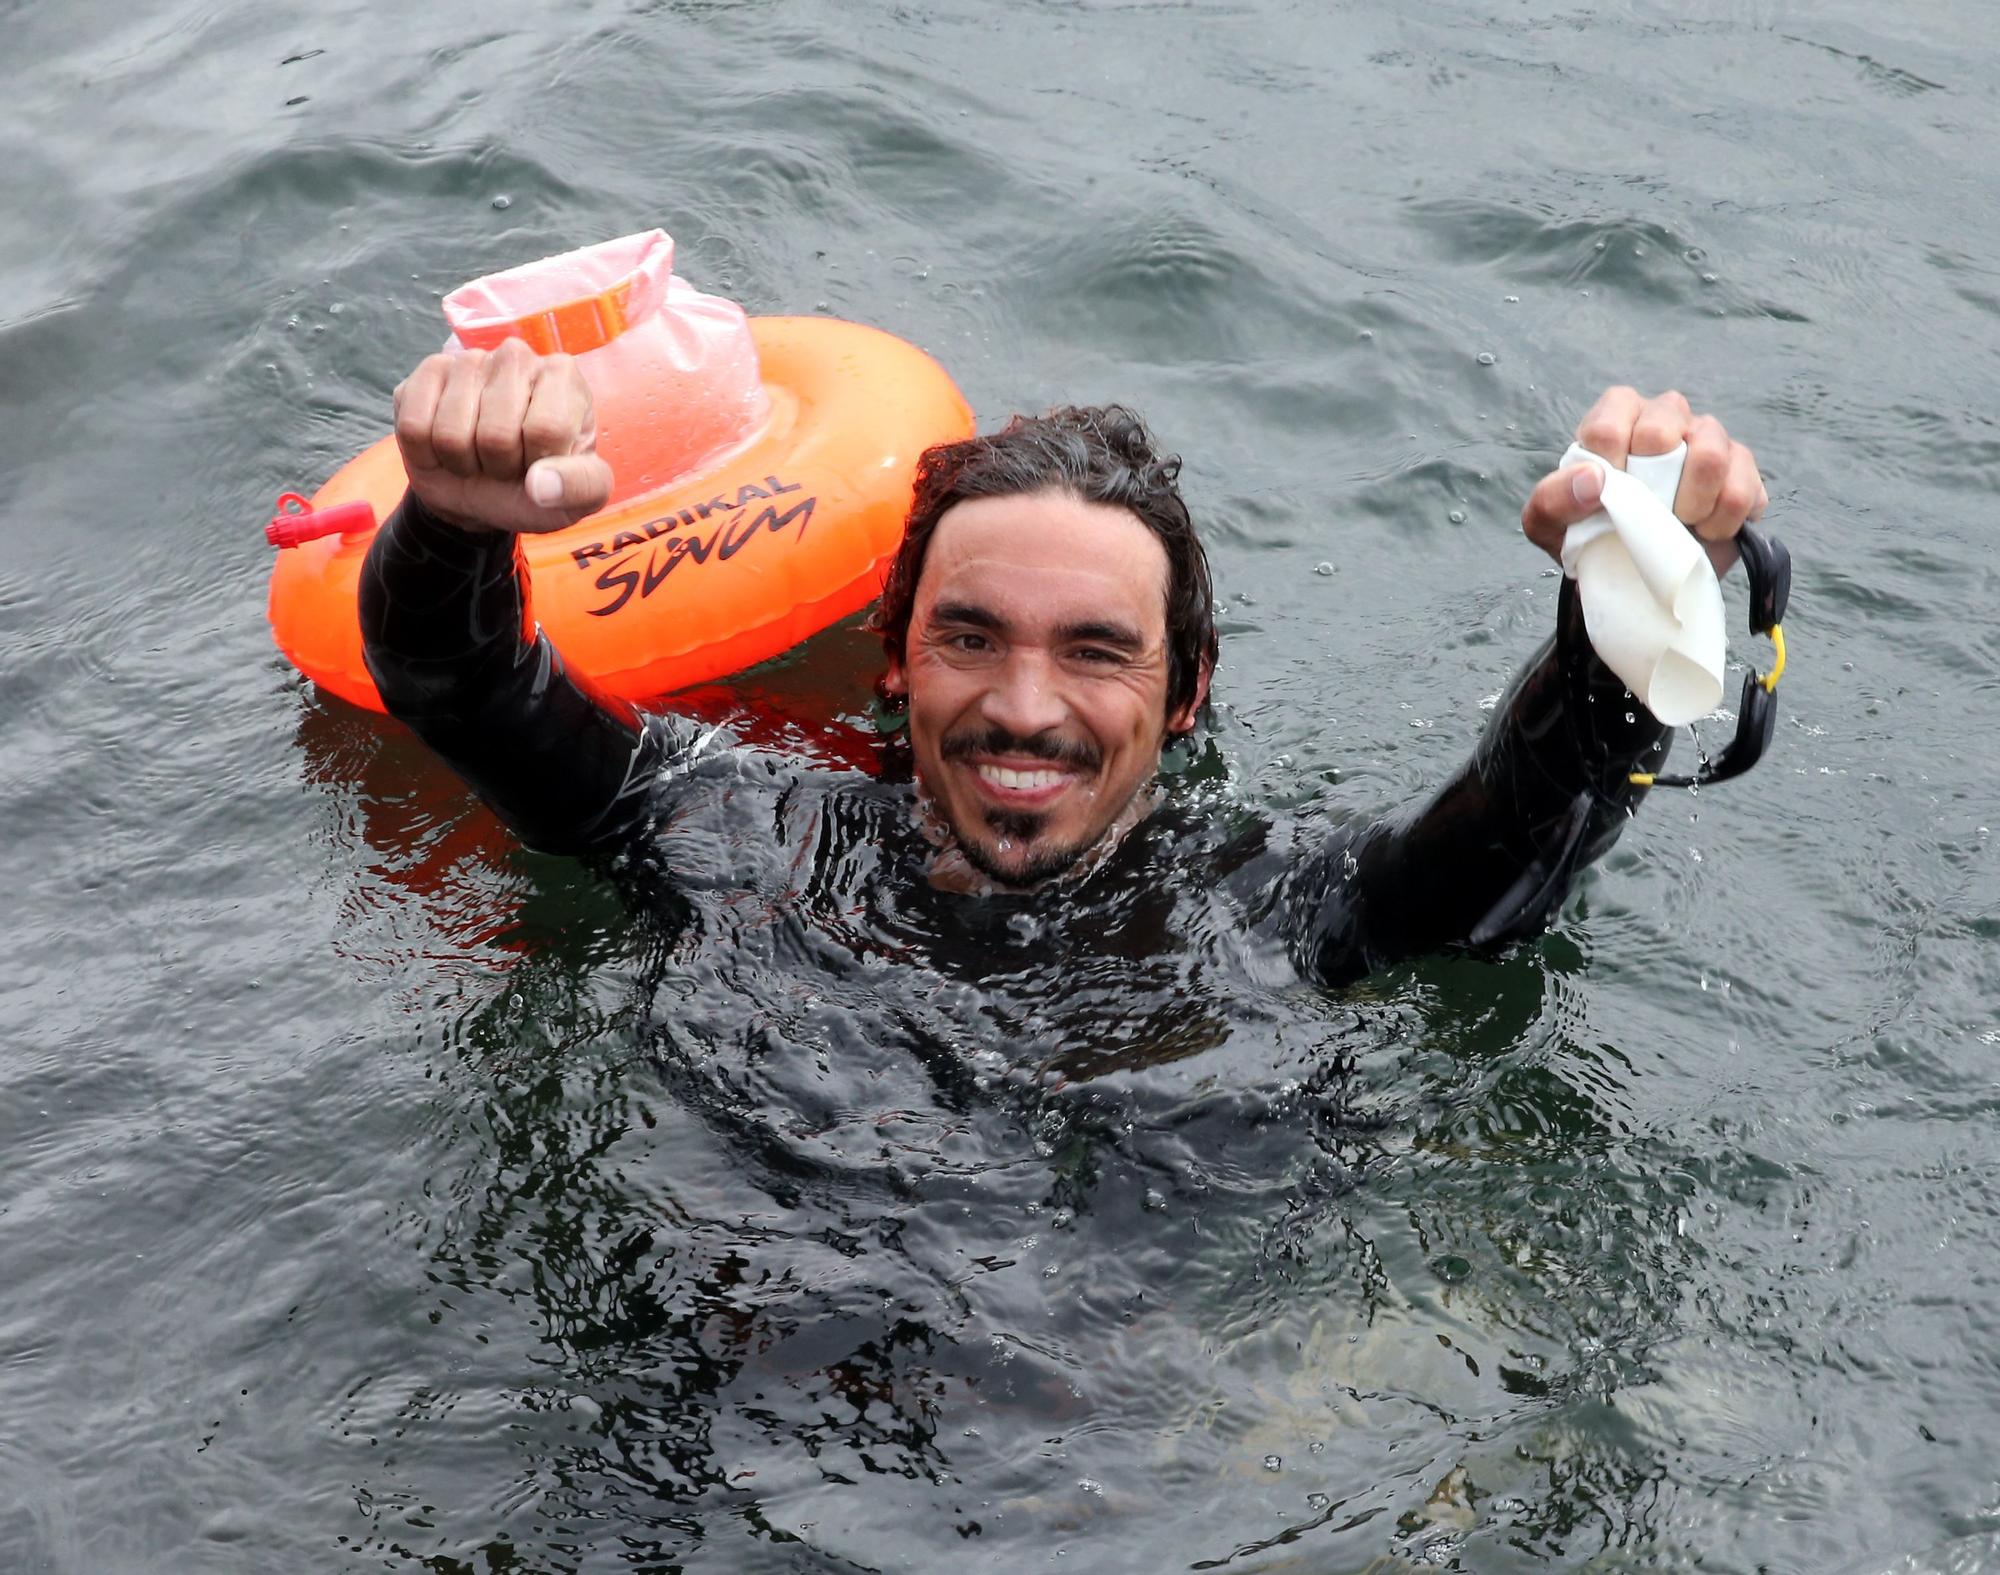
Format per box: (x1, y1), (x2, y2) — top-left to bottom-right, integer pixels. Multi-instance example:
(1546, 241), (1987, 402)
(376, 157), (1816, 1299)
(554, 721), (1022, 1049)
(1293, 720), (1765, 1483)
(393, 339), (614, 533)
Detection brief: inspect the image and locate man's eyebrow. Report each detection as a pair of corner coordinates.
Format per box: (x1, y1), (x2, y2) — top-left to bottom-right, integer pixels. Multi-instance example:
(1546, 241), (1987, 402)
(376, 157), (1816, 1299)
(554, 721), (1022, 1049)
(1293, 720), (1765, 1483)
(926, 600), (1006, 631)
(1057, 619), (1145, 650)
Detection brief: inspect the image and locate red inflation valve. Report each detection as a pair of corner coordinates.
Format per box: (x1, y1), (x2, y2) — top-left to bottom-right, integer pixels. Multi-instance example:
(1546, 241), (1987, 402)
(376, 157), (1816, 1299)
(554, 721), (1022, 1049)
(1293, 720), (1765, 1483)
(265, 492), (377, 548)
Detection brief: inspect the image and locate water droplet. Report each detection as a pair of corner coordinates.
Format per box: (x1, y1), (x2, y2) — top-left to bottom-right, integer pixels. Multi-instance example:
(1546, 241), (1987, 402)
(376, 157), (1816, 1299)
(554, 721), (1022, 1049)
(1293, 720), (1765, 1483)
(1624, 710), (1636, 724)
(1264, 1454), (1284, 1472)
(1448, 509), (1466, 525)
(1306, 1492), (1332, 1510)
(1314, 561), (1334, 576)
(1684, 246), (1707, 263)
(1476, 351), (1496, 366)
(1503, 294), (1520, 303)
(1633, 243), (1647, 256)
(1594, 239), (1607, 251)
(490, 194), (512, 210)
(1308, 1441), (1325, 1455)
(1702, 272), (1719, 284)
(1143, 1189), (1166, 1211)
(1077, 1478), (1103, 1495)
(1431, 1254), (1472, 1283)
(1357, 328), (1374, 340)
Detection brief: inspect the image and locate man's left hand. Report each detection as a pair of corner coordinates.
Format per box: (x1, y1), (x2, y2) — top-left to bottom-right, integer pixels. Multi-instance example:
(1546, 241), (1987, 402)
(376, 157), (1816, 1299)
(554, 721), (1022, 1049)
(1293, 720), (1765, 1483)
(1521, 387), (1768, 575)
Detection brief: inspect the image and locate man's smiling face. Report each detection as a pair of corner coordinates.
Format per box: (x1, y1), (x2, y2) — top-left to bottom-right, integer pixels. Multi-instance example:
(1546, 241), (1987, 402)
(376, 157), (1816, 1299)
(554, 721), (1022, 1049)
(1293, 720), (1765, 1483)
(883, 489), (1204, 888)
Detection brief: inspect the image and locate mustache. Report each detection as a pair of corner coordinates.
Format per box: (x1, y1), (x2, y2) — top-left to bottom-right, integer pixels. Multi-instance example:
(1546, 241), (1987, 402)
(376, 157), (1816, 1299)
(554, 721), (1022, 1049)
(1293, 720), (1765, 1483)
(939, 726), (1102, 772)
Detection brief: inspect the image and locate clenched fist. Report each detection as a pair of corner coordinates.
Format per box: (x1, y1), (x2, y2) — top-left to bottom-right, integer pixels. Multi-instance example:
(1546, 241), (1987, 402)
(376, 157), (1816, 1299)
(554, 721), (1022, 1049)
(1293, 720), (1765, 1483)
(393, 338), (615, 534)
(1521, 387), (1768, 575)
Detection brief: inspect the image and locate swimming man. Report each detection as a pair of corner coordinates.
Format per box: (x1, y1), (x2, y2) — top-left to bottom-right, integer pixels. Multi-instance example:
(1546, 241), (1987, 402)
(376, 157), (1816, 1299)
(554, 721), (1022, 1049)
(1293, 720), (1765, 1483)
(359, 340), (1768, 986)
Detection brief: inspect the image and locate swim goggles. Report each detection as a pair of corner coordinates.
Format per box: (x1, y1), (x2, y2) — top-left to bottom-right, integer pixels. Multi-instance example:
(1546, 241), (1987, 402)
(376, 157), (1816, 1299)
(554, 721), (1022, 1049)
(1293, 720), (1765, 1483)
(1630, 525), (1792, 789)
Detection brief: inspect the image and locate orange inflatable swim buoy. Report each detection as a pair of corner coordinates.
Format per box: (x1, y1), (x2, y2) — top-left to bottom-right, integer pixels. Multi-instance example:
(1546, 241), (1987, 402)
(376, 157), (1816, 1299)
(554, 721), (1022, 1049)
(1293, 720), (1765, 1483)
(266, 236), (973, 714)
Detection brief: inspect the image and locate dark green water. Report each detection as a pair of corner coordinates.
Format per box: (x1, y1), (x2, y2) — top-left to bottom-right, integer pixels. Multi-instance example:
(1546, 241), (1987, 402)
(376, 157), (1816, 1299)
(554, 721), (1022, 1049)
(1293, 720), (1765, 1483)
(5, 2), (1999, 1571)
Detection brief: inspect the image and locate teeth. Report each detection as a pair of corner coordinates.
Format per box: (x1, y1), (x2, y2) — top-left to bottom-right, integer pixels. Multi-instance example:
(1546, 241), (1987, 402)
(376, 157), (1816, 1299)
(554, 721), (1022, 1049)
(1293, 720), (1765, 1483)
(976, 764), (1067, 791)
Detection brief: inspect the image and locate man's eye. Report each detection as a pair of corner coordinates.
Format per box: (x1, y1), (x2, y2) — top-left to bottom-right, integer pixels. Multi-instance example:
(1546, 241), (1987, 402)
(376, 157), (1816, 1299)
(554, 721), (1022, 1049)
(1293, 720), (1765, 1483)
(949, 632), (990, 653)
(1073, 647), (1119, 665)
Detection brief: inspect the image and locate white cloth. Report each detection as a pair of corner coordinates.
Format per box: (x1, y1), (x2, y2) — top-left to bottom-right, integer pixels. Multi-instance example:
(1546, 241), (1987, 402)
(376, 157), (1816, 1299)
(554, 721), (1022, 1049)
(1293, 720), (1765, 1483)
(1558, 440), (1725, 727)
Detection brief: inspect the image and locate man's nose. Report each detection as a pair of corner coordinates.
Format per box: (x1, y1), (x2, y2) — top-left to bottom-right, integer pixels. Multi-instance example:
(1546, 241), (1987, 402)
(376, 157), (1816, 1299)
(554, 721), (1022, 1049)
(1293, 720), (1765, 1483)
(980, 651), (1069, 739)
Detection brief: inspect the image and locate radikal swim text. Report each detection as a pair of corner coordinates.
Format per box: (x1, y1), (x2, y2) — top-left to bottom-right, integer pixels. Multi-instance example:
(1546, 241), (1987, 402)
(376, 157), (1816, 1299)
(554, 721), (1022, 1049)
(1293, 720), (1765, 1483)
(569, 476), (815, 618)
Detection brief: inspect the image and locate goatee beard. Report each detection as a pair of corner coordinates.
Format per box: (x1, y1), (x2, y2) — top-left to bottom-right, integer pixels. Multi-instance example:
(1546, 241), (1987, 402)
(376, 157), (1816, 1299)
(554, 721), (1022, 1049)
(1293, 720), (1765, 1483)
(957, 806), (1103, 888)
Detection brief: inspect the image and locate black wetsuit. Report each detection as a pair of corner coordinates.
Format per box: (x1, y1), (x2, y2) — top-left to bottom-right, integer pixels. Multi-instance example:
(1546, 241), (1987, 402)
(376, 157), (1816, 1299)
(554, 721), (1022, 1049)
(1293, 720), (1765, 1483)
(358, 495), (1673, 994)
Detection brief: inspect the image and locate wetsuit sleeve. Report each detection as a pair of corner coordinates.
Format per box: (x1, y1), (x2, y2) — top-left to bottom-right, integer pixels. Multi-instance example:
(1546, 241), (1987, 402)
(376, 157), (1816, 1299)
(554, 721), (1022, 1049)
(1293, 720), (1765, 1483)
(1281, 580), (1673, 985)
(357, 492), (669, 857)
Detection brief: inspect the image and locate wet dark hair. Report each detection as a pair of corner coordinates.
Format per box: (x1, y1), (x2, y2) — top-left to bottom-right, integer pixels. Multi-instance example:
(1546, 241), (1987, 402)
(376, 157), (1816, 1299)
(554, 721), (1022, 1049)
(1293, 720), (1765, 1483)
(872, 405), (1217, 725)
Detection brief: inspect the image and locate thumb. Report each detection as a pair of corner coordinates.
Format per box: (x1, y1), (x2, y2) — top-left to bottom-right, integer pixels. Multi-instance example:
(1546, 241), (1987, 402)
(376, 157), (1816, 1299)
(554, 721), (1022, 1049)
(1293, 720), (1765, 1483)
(1520, 461), (1605, 560)
(524, 453), (614, 521)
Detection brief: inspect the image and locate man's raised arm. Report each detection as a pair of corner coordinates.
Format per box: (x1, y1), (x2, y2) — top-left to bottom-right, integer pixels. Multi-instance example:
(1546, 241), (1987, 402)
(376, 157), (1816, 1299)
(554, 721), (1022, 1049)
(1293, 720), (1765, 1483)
(1284, 388), (1771, 983)
(358, 341), (664, 857)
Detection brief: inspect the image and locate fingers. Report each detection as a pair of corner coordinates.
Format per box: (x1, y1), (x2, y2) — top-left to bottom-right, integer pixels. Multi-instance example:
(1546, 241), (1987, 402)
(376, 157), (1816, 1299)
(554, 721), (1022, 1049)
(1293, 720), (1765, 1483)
(474, 343), (535, 478)
(1629, 390), (1692, 457)
(1675, 412), (1731, 524)
(1685, 439), (1766, 544)
(392, 356), (450, 475)
(1579, 386), (1696, 464)
(1556, 385), (1772, 568)
(1573, 386), (1644, 470)
(521, 354), (595, 465)
(391, 340), (609, 532)
(394, 340), (586, 482)
(1521, 462), (1605, 562)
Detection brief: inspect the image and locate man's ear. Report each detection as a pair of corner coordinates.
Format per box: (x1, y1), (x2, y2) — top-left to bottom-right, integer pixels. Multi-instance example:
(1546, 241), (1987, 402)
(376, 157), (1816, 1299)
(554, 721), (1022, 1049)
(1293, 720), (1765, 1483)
(1165, 653), (1215, 735)
(881, 655), (908, 699)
